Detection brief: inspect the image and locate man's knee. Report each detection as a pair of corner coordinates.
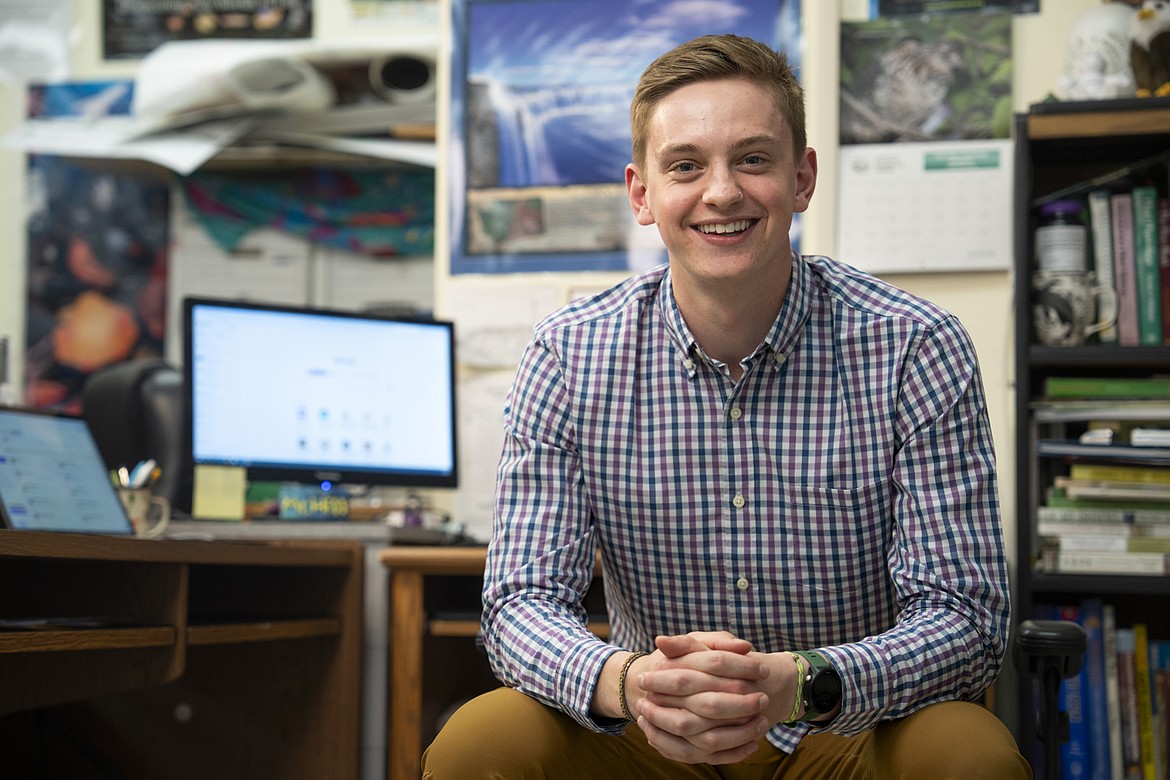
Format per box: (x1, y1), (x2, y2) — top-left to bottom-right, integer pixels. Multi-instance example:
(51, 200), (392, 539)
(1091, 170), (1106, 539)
(422, 687), (579, 779)
(874, 701), (1032, 780)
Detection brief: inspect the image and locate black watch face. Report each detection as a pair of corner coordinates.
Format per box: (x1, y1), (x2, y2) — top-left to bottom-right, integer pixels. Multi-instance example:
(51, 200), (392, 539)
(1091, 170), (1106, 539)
(810, 669), (841, 711)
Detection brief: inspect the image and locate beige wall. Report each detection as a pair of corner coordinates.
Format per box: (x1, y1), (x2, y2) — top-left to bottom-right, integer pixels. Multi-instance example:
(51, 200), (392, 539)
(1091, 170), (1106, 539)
(435, 0), (1104, 558)
(831, 0), (1101, 570)
(0, 0), (1106, 554)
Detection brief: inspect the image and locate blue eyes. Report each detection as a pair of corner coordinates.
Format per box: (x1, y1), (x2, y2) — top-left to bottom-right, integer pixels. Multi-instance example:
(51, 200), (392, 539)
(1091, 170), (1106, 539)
(671, 156), (765, 174)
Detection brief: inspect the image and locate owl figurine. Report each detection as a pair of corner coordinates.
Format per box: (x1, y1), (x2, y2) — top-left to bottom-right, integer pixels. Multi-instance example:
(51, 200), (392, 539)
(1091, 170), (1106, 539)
(1130, 0), (1170, 96)
(1058, 1), (1138, 100)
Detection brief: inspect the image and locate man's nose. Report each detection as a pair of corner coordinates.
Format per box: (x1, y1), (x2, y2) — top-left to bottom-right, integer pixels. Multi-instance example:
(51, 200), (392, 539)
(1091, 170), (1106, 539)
(703, 167), (744, 208)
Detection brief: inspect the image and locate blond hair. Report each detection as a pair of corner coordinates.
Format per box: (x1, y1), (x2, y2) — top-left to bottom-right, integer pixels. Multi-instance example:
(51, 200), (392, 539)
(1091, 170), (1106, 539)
(630, 34), (806, 170)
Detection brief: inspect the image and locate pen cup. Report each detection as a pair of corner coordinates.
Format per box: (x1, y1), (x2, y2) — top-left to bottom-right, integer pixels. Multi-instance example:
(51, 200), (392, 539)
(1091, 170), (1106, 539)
(117, 488), (170, 538)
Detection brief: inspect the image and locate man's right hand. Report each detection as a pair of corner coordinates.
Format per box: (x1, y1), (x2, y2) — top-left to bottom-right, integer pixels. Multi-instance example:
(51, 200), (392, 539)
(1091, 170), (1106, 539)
(631, 631), (772, 764)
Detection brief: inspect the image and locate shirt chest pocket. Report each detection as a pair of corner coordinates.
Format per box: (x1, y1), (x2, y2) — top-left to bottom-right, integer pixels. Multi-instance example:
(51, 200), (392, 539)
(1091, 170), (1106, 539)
(781, 479), (891, 597)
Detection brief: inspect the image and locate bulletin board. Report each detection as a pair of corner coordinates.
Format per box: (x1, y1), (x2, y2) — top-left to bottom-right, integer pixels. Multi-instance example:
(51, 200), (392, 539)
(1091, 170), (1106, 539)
(447, 0), (802, 274)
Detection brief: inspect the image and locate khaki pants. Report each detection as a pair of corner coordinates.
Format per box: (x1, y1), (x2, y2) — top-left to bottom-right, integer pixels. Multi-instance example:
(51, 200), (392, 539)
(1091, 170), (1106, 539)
(422, 687), (1032, 779)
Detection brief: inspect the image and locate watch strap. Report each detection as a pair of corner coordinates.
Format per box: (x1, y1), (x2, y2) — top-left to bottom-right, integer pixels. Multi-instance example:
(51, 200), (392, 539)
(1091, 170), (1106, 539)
(791, 650), (839, 724)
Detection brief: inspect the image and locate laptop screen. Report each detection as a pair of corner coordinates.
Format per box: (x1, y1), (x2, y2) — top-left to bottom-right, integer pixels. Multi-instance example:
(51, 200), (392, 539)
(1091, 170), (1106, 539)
(0, 406), (135, 535)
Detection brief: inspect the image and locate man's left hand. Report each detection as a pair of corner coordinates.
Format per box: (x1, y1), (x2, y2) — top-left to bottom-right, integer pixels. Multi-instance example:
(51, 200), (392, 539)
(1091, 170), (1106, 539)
(634, 632), (774, 764)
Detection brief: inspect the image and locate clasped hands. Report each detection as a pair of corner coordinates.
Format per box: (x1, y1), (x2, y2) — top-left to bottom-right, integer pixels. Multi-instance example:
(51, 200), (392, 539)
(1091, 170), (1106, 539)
(625, 631), (796, 765)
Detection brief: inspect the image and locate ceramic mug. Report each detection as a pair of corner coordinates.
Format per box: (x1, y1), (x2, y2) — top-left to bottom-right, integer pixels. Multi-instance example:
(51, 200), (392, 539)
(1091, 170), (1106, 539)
(117, 488), (170, 538)
(1031, 270), (1118, 347)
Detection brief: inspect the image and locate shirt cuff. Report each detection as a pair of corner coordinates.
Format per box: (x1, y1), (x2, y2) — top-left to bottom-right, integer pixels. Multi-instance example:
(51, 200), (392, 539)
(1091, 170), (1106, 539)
(559, 641), (626, 734)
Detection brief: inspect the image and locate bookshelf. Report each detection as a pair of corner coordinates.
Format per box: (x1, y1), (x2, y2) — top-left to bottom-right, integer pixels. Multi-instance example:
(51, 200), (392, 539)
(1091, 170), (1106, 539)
(1013, 98), (1170, 770)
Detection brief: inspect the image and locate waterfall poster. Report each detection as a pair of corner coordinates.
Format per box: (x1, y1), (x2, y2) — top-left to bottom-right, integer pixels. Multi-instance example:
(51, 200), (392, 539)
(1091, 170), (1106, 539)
(448, 0), (801, 274)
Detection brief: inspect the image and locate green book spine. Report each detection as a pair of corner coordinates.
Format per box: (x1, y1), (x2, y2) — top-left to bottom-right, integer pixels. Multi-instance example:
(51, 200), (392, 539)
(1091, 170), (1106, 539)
(1047, 487), (1170, 512)
(1133, 185), (1163, 345)
(1069, 464), (1170, 485)
(1044, 376), (1170, 399)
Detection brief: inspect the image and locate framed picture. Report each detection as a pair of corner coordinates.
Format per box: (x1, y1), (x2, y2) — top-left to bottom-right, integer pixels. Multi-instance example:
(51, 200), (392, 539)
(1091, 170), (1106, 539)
(102, 0), (312, 60)
(448, 0), (801, 274)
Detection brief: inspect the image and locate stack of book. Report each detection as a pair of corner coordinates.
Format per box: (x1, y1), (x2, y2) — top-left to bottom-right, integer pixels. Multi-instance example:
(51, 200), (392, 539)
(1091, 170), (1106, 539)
(1039, 464), (1170, 576)
(1036, 377), (1170, 576)
(1037, 598), (1170, 780)
(1041, 150), (1170, 347)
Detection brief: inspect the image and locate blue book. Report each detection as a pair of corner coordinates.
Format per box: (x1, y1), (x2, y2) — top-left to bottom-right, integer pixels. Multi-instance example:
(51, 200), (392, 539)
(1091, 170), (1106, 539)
(1079, 598), (1112, 780)
(1058, 604), (1090, 780)
(1149, 640), (1170, 779)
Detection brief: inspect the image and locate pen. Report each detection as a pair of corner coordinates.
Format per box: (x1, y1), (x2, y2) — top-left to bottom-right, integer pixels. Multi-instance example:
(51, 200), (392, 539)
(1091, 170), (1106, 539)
(129, 459), (157, 488)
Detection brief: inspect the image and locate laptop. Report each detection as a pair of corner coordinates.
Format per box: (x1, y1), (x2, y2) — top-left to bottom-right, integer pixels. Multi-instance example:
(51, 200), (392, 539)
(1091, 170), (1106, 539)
(0, 405), (135, 535)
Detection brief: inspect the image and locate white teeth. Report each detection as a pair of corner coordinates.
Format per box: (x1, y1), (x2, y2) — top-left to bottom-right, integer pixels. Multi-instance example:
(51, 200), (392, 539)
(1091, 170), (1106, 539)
(698, 220), (751, 235)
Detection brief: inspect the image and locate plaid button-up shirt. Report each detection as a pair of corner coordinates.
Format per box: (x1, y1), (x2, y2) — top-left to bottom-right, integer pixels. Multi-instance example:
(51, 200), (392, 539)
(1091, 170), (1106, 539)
(482, 254), (1010, 753)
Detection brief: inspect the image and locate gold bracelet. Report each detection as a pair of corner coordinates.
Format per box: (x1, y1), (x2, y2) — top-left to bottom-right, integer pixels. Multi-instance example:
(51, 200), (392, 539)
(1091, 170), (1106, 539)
(618, 651), (648, 722)
(783, 651), (805, 724)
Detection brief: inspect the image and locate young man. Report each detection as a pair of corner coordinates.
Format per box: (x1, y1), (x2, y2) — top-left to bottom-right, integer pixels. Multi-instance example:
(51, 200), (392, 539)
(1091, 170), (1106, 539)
(424, 34), (1030, 778)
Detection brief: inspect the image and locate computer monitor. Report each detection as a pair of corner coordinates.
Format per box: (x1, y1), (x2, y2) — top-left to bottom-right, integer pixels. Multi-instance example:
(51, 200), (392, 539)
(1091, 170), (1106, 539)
(183, 297), (458, 490)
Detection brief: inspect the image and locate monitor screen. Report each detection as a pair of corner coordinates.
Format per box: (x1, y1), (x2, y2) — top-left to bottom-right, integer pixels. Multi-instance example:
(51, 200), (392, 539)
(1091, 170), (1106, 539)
(183, 297), (458, 489)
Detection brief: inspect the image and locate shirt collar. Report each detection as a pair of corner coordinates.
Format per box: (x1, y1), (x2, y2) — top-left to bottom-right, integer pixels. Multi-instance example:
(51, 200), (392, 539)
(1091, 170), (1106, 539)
(767, 252), (814, 366)
(657, 252), (814, 373)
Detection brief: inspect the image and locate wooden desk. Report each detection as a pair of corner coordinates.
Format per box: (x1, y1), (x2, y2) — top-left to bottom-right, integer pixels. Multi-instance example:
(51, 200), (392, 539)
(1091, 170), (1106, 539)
(380, 546), (606, 780)
(0, 531), (364, 779)
(381, 546), (491, 780)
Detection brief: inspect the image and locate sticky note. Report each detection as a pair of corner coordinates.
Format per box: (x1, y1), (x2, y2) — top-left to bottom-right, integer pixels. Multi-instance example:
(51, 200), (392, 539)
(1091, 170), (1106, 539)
(191, 464), (247, 521)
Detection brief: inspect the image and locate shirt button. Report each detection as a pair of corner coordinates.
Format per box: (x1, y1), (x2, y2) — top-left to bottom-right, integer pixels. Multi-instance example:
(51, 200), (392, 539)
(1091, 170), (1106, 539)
(732, 494), (745, 509)
(736, 577), (750, 591)
(729, 406), (742, 420)
(683, 358), (695, 370)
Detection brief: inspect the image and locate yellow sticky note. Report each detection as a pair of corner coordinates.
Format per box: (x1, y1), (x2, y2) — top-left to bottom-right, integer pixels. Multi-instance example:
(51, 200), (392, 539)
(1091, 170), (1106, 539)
(192, 465), (247, 521)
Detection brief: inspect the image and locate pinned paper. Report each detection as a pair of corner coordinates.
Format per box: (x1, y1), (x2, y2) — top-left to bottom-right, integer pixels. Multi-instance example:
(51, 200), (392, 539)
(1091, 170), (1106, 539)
(192, 464), (247, 521)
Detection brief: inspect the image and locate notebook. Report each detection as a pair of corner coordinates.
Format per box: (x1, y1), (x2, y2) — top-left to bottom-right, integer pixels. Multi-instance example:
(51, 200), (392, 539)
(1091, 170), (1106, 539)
(0, 405), (135, 535)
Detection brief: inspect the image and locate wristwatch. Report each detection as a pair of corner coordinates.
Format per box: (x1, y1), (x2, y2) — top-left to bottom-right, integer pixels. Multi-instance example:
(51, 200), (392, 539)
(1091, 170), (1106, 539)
(793, 650), (841, 724)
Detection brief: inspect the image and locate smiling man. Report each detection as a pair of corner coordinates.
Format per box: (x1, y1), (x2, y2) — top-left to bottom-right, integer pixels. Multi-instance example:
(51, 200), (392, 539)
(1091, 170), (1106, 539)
(423, 34), (1030, 779)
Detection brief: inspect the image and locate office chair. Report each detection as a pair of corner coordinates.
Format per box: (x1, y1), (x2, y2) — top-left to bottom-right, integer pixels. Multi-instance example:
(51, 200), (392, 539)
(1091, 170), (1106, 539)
(81, 358), (192, 513)
(1013, 618), (1088, 780)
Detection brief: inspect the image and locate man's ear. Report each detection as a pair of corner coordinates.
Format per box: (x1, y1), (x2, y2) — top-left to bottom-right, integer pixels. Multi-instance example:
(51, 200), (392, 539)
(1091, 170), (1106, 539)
(793, 147), (818, 214)
(626, 164), (656, 226)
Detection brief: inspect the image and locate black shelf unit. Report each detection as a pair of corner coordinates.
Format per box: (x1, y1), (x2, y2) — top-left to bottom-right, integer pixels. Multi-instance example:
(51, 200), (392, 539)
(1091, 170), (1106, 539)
(1011, 100), (1170, 757)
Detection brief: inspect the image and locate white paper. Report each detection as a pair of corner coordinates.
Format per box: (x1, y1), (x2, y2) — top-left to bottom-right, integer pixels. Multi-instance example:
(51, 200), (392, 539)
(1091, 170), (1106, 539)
(164, 191), (311, 364)
(836, 139), (1013, 274)
(256, 131), (437, 168)
(0, 0), (70, 82)
(2, 114), (255, 175)
(453, 369), (515, 542)
(310, 246), (434, 313)
(444, 282), (563, 370)
(347, 0), (440, 28)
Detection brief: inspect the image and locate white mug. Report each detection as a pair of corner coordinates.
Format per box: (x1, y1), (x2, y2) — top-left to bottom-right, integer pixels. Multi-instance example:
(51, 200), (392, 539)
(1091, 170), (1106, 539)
(117, 488), (171, 538)
(1031, 270), (1118, 347)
